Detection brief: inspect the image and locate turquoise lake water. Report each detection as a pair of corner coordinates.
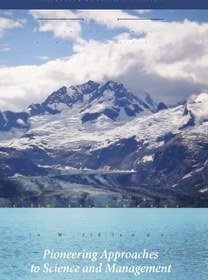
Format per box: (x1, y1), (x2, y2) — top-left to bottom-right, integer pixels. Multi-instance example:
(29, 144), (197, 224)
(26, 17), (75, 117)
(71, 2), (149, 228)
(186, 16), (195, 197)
(0, 209), (207, 279)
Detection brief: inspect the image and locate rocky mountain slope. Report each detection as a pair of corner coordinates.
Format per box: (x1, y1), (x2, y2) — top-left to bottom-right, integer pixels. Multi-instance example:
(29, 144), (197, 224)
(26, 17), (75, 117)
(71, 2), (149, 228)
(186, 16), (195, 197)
(0, 80), (207, 207)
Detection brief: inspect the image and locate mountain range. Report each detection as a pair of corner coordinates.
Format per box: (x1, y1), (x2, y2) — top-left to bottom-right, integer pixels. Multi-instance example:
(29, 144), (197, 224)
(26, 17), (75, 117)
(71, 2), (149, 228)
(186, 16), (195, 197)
(0, 80), (207, 207)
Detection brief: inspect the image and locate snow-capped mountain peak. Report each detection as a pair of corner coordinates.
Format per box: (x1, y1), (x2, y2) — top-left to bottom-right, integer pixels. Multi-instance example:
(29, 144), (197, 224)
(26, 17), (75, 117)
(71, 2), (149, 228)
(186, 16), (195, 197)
(26, 80), (155, 124)
(69, 80), (100, 95)
(0, 80), (170, 135)
(0, 84), (208, 208)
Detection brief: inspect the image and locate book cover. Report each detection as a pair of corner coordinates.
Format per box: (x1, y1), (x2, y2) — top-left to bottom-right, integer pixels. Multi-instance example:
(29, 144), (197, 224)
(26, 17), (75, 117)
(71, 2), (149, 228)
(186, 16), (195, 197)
(0, 1), (207, 279)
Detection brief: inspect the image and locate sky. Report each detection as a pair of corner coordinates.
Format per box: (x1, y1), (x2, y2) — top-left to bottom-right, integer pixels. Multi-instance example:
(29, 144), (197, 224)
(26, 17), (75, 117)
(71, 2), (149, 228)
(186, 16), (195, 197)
(0, 9), (208, 111)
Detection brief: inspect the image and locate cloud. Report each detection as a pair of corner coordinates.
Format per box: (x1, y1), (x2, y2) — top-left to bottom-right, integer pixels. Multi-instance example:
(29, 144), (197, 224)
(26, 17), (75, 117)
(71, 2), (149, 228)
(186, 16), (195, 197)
(0, 39), (205, 111)
(78, 9), (136, 28)
(188, 92), (208, 124)
(1, 11), (208, 111)
(30, 10), (82, 39)
(135, 10), (152, 15)
(1, 46), (10, 52)
(74, 11), (208, 84)
(36, 55), (50, 61)
(0, 17), (25, 37)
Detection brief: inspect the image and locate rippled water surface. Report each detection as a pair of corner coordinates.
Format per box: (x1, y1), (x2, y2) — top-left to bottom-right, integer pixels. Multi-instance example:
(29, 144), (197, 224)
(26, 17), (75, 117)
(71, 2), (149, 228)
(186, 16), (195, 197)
(0, 209), (207, 279)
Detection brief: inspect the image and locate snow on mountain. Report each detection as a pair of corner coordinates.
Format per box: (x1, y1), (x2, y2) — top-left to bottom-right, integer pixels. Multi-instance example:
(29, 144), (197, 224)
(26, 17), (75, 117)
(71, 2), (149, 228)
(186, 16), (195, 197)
(0, 82), (207, 155)
(0, 81), (207, 173)
(0, 95), (206, 160)
(27, 80), (153, 123)
(0, 82), (208, 207)
(0, 110), (29, 131)
(0, 80), (158, 142)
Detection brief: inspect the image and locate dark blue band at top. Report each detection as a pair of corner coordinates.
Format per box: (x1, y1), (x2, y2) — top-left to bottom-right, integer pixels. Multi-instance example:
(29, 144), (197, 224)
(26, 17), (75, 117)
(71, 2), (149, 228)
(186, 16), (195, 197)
(0, 0), (208, 10)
